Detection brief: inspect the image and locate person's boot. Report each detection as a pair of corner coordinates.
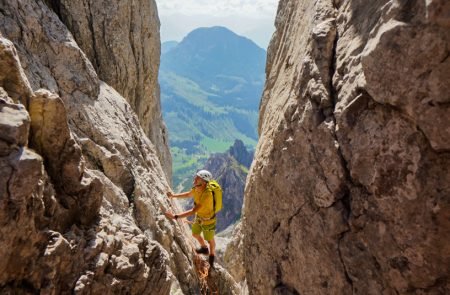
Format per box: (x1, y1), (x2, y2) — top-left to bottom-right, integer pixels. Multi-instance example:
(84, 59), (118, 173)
(209, 255), (215, 268)
(195, 246), (209, 255)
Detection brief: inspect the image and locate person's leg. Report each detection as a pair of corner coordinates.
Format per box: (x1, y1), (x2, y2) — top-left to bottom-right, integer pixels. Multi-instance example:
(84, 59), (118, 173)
(203, 223), (216, 267)
(207, 238), (216, 267)
(208, 238), (215, 256)
(203, 224), (216, 248)
(192, 222), (208, 254)
(193, 234), (207, 247)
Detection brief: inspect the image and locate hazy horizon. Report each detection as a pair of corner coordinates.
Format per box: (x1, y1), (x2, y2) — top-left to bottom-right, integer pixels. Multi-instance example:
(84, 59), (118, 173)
(160, 24), (270, 50)
(156, 0), (278, 49)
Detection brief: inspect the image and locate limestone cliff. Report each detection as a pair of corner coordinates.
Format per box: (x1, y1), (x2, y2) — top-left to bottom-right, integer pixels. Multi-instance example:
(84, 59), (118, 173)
(0, 1), (236, 294)
(47, 0), (171, 180)
(244, 0), (450, 294)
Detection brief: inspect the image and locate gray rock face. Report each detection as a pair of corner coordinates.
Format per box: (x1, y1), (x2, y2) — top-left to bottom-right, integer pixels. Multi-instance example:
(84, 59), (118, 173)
(223, 222), (246, 287)
(0, 1), (238, 294)
(244, 0), (450, 294)
(49, 0), (171, 180)
(0, 37), (33, 105)
(0, 33), (174, 294)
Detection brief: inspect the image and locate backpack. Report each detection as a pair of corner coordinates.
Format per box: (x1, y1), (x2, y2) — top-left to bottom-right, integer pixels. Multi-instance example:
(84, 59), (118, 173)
(207, 180), (223, 214)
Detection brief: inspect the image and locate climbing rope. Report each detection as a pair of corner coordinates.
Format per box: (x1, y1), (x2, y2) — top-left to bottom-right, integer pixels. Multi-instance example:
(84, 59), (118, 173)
(164, 197), (219, 295)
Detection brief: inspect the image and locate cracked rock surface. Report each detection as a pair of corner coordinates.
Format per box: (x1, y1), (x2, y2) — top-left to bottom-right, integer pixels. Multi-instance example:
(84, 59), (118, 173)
(0, 0), (238, 294)
(243, 0), (450, 294)
(48, 0), (171, 180)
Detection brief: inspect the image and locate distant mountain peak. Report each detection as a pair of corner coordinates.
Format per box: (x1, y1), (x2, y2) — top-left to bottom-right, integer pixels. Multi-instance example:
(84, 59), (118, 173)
(161, 26), (266, 91)
(184, 26), (240, 39)
(179, 26), (263, 51)
(190, 26), (234, 34)
(228, 139), (253, 168)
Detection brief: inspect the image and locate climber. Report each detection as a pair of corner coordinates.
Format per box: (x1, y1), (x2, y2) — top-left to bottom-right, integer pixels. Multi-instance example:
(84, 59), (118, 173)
(165, 170), (217, 268)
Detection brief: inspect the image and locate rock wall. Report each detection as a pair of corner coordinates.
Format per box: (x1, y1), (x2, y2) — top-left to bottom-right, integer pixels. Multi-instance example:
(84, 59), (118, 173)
(244, 0), (450, 294)
(223, 222), (246, 287)
(0, 1), (236, 294)
(47, 0), (171, 180)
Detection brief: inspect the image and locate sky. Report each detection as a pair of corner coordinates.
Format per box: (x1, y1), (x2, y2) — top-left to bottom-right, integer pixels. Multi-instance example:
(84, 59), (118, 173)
(155, 0), (279, 49)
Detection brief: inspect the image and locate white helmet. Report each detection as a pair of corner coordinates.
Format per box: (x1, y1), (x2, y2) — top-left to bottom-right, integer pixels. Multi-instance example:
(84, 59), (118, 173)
(196, 170), (212, 182)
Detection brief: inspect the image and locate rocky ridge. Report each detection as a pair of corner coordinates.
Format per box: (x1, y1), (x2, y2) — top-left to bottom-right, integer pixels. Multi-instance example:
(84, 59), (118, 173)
(204, 140), (251, 232)
(228, 139), (253, 169)
(0, 1), (237, 294)
(244, 0), (450, 294)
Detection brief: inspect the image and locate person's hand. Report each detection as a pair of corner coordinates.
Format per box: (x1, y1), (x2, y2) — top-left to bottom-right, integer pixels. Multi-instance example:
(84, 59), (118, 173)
(166, 191), (174, 198)
(164, 211), (175, 219)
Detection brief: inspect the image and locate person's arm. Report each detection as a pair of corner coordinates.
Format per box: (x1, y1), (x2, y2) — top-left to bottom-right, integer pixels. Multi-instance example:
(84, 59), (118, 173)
(166, 190), (192, 199)
(165, 203), (201, 220)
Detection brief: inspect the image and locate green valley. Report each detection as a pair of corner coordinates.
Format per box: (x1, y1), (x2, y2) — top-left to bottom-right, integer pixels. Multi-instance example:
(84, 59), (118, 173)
(160, 26), (265, 190)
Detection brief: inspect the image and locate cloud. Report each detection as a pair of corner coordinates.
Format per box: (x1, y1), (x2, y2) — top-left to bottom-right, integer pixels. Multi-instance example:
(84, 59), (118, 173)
(156, 0), (278, 18)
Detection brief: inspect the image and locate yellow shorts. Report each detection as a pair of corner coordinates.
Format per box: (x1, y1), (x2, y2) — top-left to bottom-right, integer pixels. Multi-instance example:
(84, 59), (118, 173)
(192, 220), (216, 241)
